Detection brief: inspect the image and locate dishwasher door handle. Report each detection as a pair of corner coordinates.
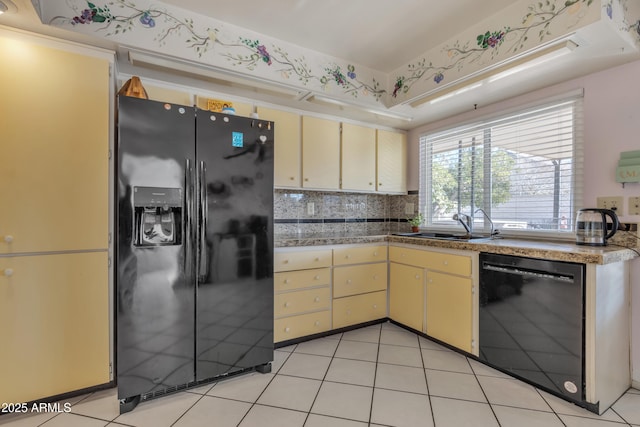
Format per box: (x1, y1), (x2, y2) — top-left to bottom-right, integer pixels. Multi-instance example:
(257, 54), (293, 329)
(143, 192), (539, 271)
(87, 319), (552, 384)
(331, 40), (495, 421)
(482, 263), (574, 283)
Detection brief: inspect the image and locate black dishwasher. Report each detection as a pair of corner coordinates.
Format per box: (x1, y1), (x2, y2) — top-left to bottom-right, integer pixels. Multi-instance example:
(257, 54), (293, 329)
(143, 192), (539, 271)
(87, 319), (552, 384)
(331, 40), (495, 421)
(479, 253), (585, 402)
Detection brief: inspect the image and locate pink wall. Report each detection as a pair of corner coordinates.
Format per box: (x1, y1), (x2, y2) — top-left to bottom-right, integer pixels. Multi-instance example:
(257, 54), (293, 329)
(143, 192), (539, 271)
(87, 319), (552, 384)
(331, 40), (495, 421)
(407, 59), (640, 384)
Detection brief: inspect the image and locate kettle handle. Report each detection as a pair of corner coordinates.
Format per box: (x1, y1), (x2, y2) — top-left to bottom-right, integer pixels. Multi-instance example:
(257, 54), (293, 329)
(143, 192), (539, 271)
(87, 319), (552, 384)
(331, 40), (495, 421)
(602, 209), (620, 240)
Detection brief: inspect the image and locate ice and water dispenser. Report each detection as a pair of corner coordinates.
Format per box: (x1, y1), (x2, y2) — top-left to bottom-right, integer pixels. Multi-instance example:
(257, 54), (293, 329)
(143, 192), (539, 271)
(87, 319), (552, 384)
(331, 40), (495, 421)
(133, 186), (182, 246)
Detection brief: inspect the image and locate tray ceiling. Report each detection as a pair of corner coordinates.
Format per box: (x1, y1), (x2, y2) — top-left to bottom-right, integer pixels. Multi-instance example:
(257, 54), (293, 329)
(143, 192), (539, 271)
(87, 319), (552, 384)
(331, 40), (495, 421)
(161, 0), (516, 73)
(3, 0), (640, 129)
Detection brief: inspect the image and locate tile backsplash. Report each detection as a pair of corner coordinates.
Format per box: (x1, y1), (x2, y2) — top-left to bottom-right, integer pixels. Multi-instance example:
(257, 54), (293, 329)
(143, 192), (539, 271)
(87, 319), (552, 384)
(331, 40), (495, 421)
(274, 189), (418, 235)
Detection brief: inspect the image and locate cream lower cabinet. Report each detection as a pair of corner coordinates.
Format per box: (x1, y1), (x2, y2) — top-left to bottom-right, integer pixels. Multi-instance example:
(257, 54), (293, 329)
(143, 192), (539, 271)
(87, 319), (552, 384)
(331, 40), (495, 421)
(389, 245), (477, 355)
(274, 249), (332, 343)
(426, 271), (473, 353)
(389, 263), (424, 332)
(0, 253), (110, 403)
(333, 291), (386, 329)
(332, 245), (388, 329)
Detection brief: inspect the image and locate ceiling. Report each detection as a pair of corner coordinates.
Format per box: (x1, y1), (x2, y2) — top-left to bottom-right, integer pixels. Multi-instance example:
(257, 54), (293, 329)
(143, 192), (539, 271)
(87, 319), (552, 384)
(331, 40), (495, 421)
(2, 0), (639, 130)
(160, 0), (515, 73)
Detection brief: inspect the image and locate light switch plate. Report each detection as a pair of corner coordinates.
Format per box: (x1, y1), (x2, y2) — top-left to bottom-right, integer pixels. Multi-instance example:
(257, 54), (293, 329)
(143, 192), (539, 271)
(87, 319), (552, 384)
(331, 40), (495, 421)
(629, 197), (640, 215)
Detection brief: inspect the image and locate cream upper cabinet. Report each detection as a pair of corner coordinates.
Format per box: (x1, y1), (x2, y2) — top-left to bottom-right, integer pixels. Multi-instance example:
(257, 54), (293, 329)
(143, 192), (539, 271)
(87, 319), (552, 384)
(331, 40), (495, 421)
(0, 37), (110, 254)
(376, 129), (407, 194)
(302, 116), (341, 190)
(257, 107), (301, 188)
(341, 123), (376, 191)
(0, 252), (110, 403)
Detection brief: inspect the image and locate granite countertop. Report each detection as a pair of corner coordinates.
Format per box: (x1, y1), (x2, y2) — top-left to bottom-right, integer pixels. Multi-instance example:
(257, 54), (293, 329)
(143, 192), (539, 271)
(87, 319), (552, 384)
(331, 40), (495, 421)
(275, 232), (638, 265)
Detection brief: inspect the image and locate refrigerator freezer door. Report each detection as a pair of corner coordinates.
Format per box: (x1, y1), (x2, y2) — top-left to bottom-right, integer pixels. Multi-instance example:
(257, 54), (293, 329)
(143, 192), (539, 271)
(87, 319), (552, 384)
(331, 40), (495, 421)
(195, 111), (274, 381)
(116, 97), (196, 400)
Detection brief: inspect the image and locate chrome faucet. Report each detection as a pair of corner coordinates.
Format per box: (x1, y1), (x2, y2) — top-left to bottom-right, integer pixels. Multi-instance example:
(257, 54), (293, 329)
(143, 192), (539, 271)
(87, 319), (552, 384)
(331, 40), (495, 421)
(474, 208), (497, 238)
(452, 213), (472, 234)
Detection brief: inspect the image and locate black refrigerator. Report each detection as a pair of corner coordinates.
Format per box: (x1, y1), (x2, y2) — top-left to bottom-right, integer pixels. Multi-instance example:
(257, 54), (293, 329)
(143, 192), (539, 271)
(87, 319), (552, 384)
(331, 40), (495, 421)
(115, 96), (274, 413)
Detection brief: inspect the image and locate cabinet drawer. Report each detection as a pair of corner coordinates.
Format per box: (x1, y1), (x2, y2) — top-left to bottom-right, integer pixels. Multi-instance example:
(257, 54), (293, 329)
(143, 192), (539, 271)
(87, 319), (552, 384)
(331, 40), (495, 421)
(274, 310), (331, 342)
(275, 287), (331, 317)
(274, 249), (332, 272)
(333, 290), (387, 329)
(274, 268), (330, 292)
(389, 246), (471, 276)
(390, 246), (428, 267)
(423, 252), (471, 276)
(333, 263), (387, 298)
(333, 245), (387, 265)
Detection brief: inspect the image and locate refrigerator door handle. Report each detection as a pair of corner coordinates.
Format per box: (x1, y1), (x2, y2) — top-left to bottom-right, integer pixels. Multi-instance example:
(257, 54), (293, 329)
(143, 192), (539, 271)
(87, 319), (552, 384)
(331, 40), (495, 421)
(198, 160), (208, 281)
(184, 158), (194, 279)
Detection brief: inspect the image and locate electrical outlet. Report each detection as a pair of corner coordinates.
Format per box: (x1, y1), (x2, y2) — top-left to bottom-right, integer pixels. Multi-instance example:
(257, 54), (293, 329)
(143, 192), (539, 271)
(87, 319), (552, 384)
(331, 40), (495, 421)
(596, 196), (623, 213)
(629, 197), (640, 216)
(307, 202), (315, 215)
(405, 203), (415, 215)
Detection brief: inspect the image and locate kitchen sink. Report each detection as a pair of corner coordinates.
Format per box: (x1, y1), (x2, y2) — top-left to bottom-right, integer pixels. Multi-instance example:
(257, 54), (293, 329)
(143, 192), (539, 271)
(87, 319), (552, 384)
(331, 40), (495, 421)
(393, 232), (491, 241)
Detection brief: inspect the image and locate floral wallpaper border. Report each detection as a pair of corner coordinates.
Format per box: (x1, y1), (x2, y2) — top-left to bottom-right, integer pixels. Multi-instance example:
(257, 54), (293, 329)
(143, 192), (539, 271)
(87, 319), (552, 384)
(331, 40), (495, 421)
(36, 0), (640, 108)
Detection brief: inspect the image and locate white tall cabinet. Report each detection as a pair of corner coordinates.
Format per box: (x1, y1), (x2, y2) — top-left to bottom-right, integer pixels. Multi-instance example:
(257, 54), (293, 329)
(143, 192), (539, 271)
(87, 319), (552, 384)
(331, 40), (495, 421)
(0, 30), (112, 403)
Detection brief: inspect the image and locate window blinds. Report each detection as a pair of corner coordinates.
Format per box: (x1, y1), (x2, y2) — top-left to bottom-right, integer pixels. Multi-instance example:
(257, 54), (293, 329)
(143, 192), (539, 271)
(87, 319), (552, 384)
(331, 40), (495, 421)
(419, 93), (583, 235)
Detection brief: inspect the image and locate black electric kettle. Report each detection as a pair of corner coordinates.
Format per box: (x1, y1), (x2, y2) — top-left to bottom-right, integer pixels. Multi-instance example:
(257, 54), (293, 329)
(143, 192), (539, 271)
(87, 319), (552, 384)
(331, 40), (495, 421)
(575, 208), (619, 246)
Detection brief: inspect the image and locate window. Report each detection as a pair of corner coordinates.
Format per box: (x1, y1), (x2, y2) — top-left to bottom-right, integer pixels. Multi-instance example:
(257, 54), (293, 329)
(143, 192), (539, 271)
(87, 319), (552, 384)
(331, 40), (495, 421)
(419, 93), (583, 236)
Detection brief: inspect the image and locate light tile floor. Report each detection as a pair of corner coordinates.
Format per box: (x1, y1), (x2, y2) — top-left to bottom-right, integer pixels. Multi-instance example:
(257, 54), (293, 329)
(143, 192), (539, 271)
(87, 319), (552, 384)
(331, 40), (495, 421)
(2, 322), (640, 427)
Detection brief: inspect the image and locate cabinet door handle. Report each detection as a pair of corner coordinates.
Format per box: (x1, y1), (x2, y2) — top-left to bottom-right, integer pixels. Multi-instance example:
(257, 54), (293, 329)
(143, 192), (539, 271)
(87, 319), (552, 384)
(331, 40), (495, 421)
(304, 178), (309, 182)
(373, 275), (378, 280)
(284, 279), (291, 284)
(314, 297), (320, 302)
(283, 259), (290, 264)
(346, 310), (351, 315)
(284, 327), (291, 333)
(314, 275), (320, 280)
(314, 321), (321, 326)
(314, 257), (320, 262)
(443, 261), (448, 266)
(415, 274), (420, 280)
(284, 302), (290, 307)
(347, 279), (352, 284)
(373, 304), (378, 309)
(4, 235), (13, 243)
(345, 255), (350, 259)
(4, 268), (14, 277)
(373, 251), (378, 256)
(290, 177), (295, 180)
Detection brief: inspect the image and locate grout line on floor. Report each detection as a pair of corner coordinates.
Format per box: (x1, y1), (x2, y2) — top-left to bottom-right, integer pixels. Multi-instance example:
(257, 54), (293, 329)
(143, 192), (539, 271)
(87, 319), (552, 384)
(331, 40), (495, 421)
(418, 330), (437, 427)
(300, 331), (342, 426)
(365, 323), (383, 425)
(230, 346), (295, 427)
(465, 354), (502, 426)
